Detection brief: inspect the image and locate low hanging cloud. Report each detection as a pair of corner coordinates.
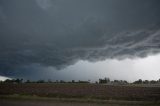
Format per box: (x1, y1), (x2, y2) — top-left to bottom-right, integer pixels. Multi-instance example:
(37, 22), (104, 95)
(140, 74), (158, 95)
(0, 0), (160, 77)
(0, 6), (6, 23)
(36, 0), (52, 10)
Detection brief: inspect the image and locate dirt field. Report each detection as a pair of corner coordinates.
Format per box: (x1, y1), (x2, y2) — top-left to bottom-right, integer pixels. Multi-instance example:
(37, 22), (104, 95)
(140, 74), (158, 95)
(0, 99), (104, 106)
(0, 83), (160, 101)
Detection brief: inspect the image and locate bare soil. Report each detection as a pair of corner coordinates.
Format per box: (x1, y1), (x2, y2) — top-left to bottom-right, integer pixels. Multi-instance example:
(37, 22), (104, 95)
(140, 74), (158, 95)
(0, 83), (160, 101)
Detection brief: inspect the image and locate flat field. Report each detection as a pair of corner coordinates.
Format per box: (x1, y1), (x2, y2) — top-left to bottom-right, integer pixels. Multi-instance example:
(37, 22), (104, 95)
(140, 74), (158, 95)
(0, 83), (160, 105)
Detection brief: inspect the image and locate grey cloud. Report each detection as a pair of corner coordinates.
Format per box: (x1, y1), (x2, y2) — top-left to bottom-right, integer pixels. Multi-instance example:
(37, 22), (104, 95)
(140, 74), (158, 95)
(0, 6), (6, 23)
(36, 0), (52, 10)
(0, 0), (160, 77)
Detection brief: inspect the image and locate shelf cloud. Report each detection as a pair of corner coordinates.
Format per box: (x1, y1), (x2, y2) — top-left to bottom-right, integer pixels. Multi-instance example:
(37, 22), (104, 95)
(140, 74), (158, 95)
(0, 0), (160, 78)
(36, 0), (52, 10)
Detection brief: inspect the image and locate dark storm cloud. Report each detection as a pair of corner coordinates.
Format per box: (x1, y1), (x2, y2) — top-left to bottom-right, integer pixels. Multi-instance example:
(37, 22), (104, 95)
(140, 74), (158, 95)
(0, 0), (160, 76)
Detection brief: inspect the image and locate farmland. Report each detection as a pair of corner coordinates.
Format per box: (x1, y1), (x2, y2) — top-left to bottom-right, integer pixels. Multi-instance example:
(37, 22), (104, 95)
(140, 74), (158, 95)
(0, 83), (160, 101)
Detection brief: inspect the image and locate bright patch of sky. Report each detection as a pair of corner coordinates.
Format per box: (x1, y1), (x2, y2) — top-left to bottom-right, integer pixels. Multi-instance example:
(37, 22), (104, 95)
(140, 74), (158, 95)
(1, 54), (160, 82)
(44, 54), (160, 82)
(0, 76), (11, 81)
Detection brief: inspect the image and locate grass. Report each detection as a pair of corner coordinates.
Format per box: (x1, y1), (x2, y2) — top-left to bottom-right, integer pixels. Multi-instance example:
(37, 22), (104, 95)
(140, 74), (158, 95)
(0, 94), (160, 105)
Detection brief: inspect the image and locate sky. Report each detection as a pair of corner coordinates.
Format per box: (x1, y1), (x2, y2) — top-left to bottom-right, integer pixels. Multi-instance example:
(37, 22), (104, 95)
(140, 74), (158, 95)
(0, 0), (160, 81)
(0, 75), (11, 81)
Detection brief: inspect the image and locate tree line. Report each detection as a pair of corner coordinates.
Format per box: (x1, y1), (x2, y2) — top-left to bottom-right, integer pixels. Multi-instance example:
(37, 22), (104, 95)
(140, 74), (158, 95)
(0, 79), (90, 84)
(0, 78), (160, 85)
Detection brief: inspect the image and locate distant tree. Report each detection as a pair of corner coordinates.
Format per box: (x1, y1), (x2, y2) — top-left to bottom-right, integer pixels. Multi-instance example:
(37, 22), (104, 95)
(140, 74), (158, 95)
(15, 79), (20, 83)
(112, 80), (128, 85)
(78, 80), (89, 83)
(114, 80), (119, 83)
(37, 80), (45, 83)
(26, 80), (31, 83)
(133, 79), (143, 84)
(99, 78), (110, 84)
(105, 78), (110, 83)
(99, 79), (103, 83)
(72, 80), (75, 83)
(150, 80), (157, 84)
(138, 79), (143, 84)
(95, 81), (98, 84)
(60, 80), (65, 83)
(143, 80), (149, 84)
(4, 79), (14, 83)
(55, 80), (59, 83)
(123, 80), (128, 84)
(158, 79), (160, 83)
(15, 79), (23, 83)
(47, 79), (52, 83)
